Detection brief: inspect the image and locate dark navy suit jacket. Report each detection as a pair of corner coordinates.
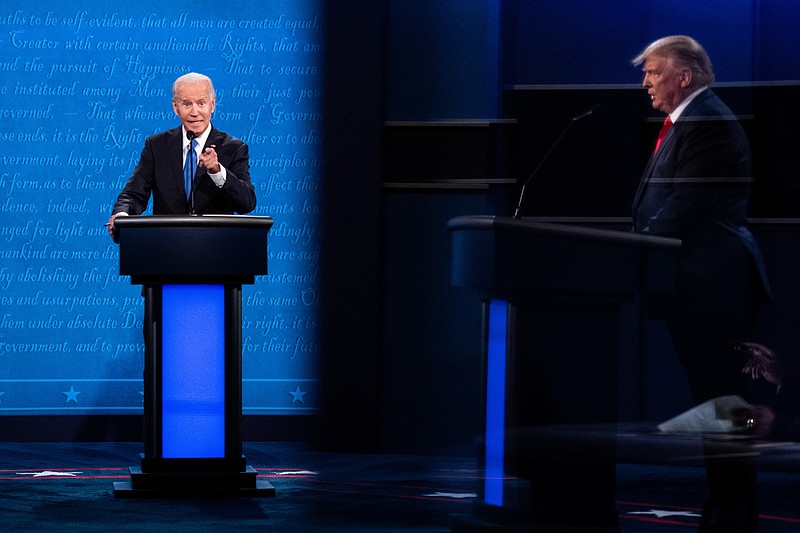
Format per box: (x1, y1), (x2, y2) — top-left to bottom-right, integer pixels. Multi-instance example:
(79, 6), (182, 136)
(112, 125), (256, 216)
(633, 88), (769, 310)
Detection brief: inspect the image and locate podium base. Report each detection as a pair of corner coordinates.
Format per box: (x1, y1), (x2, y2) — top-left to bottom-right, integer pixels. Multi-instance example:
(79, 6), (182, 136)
(113, 465), (276, 498)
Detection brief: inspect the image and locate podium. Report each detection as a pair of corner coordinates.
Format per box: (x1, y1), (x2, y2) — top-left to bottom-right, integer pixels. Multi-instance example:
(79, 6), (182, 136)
(448, 216), (680, 531)
(111, 215), (275, 498)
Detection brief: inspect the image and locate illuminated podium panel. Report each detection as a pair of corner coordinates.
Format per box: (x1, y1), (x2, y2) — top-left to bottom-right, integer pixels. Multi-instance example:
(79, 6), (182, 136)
(448, 215), (679, 532)
(111, 215), (274, 498)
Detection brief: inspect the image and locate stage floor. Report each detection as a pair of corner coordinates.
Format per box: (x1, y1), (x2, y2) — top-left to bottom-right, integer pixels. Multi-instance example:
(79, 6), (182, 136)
(0, 441), (798, 532)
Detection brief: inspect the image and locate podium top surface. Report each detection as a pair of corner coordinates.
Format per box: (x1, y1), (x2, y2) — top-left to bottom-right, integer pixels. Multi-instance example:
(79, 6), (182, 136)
(115, 215), (273, 282)
(448, 215), (680, 251)
(448, 215), (680, 295)
(114, 214), (273, 232)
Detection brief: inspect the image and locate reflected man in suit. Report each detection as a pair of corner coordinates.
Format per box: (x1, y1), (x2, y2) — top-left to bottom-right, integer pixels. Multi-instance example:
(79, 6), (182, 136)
(631, 36), (769, 533)
(107, 72), (256, 235)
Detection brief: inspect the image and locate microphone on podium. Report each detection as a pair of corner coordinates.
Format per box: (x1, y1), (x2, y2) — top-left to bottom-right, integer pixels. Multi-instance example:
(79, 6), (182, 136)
(512, 106), (600, 219)
(187, 130), (197, 215)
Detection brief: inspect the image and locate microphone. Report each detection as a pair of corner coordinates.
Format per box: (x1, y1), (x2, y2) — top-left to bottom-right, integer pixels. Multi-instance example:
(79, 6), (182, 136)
(186, 130), (197, 215)
(512, 106), (600, 219)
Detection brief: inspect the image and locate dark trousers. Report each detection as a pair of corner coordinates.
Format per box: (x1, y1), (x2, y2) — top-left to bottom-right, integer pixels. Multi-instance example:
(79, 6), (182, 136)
(663, 268), (760, 533)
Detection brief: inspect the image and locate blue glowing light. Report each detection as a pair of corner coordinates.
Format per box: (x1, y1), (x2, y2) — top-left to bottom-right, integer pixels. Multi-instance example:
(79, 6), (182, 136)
(161, 284), (226, 459)
(484, 299), (507, 505)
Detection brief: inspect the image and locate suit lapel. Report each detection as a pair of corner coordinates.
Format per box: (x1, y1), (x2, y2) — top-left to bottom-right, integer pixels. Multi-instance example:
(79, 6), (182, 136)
(202, 127), (222, 151)
(633, 89), (715, 219)
(633, 127), (670, 212)
(633, 157), (653, 214)
(168, 127), (188, 202)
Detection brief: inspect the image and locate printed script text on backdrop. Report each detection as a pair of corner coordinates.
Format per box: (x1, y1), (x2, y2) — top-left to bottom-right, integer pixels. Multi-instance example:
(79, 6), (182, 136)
(0, 1), (323, 415)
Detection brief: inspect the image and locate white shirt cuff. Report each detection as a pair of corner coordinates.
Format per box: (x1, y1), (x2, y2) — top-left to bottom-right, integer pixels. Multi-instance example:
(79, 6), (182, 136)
(208, 166), (227, 188)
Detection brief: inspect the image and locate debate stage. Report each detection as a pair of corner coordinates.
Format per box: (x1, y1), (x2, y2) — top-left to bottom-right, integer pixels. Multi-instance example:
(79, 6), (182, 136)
(0, 433), (798, 532)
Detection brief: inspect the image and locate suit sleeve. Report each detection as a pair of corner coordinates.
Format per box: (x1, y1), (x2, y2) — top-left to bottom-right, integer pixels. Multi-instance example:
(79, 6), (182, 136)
(220, 140), (257, 214)
(111, 137), (156, 215)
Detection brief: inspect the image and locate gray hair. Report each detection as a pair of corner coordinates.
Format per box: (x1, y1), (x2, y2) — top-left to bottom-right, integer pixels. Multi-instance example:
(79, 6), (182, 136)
(172, 72), (216, 101)
(632, 35), (715, 87)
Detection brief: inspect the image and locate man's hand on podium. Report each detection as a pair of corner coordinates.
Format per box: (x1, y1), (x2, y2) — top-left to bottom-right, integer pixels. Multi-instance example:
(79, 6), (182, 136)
(106, 212), (129, 240)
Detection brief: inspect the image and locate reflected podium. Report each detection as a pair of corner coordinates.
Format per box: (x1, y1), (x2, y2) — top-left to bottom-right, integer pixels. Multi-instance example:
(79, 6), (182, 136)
(449, 215), (680, 531)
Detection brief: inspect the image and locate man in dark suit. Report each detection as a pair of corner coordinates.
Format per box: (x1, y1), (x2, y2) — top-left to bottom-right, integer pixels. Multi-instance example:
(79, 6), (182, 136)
(631, 36), (769, 533)
(107, 72), (256, 235)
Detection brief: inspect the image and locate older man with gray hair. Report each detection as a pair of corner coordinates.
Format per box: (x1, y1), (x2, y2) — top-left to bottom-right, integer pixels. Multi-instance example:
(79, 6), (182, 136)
(631, 35), (769, 533)
(108, 72), (256, 235)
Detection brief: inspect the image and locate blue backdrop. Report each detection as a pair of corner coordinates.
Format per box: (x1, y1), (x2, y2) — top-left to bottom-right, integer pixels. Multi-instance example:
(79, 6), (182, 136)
(0, 1), (323, 416)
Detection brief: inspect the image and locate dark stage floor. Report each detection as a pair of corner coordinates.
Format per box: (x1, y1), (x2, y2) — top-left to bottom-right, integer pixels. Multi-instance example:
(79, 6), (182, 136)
(0, 440), (798, 532)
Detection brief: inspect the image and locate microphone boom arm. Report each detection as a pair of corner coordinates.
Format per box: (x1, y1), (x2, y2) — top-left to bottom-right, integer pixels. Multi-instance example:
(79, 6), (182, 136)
(512, 107), (595, 219)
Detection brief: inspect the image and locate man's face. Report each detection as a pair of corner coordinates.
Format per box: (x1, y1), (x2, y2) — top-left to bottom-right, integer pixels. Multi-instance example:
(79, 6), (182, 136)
(172, 81), (216, 135)
(641, 54), (688, 115)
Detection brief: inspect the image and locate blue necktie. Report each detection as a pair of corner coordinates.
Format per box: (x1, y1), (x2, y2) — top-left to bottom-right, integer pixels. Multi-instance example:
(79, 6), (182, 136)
(184, 139), (197, 199)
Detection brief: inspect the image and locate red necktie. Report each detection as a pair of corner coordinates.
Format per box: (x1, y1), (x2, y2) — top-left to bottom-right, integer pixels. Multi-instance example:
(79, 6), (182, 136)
(654, 116), (673, 153)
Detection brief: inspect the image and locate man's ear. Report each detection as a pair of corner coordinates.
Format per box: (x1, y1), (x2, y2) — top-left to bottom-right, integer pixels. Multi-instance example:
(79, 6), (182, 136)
(680, 68), (693, 88)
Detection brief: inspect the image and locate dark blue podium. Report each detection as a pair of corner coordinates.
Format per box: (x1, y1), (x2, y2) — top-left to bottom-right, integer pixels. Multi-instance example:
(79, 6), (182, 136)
(448, 215), (680, 531)
(111, 215), (275, 498)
